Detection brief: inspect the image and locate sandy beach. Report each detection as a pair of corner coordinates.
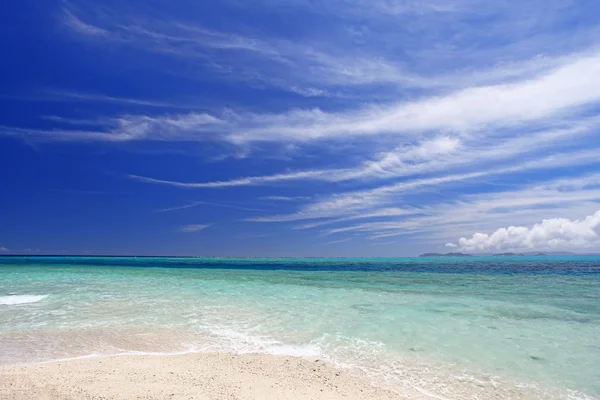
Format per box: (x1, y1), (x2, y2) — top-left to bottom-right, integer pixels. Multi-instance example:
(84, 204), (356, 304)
(0, 353), (407, 400)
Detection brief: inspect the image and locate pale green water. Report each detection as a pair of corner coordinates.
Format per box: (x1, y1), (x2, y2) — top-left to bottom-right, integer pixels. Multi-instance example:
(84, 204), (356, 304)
(1, 257), (599, 399)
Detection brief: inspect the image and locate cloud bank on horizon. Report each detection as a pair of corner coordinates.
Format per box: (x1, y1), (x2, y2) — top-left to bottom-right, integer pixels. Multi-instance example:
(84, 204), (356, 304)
(1, 0), (600, 255)
(448, 210), (600, 252)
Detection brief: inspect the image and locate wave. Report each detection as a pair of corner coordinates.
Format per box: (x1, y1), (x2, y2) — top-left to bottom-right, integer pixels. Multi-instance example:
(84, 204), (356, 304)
(0, 295), (49, 305)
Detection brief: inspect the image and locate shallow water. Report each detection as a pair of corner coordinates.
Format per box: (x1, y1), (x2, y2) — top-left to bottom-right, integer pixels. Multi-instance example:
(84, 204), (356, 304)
(1, 256), (599, 399)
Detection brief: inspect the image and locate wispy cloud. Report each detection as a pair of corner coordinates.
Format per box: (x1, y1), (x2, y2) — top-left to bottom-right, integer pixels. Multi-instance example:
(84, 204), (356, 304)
(158, 201), (263, 212)
(117, 118), (599, 189)
(178, 224), (210, 233)
(5, 0), (599, 255)
(320, 173), (600, 242)
(63, 9), (109, 37)
(129, 171), (328, 188)
(60, 8), (424, 93)
(60, 0), (600, 98)
(0, 246), (9, 252)
(218, 54), (600, 143)
(43, 91), (197, 109)
(290, 208), (418, 229)
(5, 51), (600, 147)
(49, 188), (133, 195)
(246, 150), (600, 225)
(260, 196), (310, 201)
(158, 202), (204, 213)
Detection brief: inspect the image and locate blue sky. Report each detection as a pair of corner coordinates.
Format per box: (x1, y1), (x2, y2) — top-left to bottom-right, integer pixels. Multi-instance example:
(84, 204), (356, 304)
(2, 0), (600, 256)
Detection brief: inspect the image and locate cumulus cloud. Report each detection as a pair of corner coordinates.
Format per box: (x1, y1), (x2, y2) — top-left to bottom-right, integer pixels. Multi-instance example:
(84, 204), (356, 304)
(445, 242), (457, 248)
(449, 210), (600, 252)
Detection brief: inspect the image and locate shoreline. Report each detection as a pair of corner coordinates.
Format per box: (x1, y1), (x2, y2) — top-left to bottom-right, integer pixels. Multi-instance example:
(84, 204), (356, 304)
(0, 352), (408, 400)
(3, 258), (598, 400)
(1, 330), (593, 400)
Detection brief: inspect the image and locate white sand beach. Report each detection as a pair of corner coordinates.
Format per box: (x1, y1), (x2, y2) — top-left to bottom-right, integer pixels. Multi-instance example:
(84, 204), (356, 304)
(0, 353), (408, 400)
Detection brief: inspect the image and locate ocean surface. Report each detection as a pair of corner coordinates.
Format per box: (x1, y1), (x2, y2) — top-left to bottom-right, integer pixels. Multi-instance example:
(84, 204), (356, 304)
(1, 256), (599, 399)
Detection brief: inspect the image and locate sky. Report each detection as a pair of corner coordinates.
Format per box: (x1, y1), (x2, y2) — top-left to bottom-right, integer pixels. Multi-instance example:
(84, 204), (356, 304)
(2, 0), (600, 256)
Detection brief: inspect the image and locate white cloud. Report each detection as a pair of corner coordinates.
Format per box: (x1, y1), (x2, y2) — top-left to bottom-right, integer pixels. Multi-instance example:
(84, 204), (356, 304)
(338, 173), (600, 241)
(160, 201), (261, 212)
(292, 208), (417, 229)
(449, 210), (600, 252)
(179, 224), (210, 233)
(128, 169), (329, 188)
(6, 50), (600, 148)
(125, 136), (463, 187)
(0, 246), (9, 252)
(118, 118), (599, 189)
(261, 196), (309, 201)
(63, 10), (109, 37)
(16, 0), (600, 254)
(48, 50), (589, 145)
(445, 243), (457, 248)
(61, 9), (428, 91)
(345, 136), (462, 179)
(61, 0), (600, 98)
(256, 0), (456, 17)
(158, 202), (204, 212)
(248, 149), (600, 224)
(43, 91), (193, 109)
(220, 53), (600, 143)
(248, 170), (495, 223)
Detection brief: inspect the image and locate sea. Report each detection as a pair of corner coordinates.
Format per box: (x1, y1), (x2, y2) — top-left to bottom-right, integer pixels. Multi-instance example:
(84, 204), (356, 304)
(0, 256), (599, 399)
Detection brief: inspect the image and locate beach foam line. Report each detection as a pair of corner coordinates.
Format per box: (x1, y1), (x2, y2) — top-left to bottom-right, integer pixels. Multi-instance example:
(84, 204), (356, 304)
(0, 295), (49, 305)
(263, 343), (321, 357)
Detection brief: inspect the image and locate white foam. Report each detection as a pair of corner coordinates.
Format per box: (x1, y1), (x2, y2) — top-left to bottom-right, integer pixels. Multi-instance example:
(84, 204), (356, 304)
(0, 295), (49, 305)
(264, 343), (321, 357)
(197, 325), (322, 359)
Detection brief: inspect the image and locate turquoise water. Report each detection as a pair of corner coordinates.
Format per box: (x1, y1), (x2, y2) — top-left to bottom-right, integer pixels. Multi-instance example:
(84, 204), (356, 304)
(1, 256), (599, 399)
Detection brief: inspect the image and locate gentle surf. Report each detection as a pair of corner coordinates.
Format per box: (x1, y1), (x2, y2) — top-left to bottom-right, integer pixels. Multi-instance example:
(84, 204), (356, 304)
(1, 256), (598, 399)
